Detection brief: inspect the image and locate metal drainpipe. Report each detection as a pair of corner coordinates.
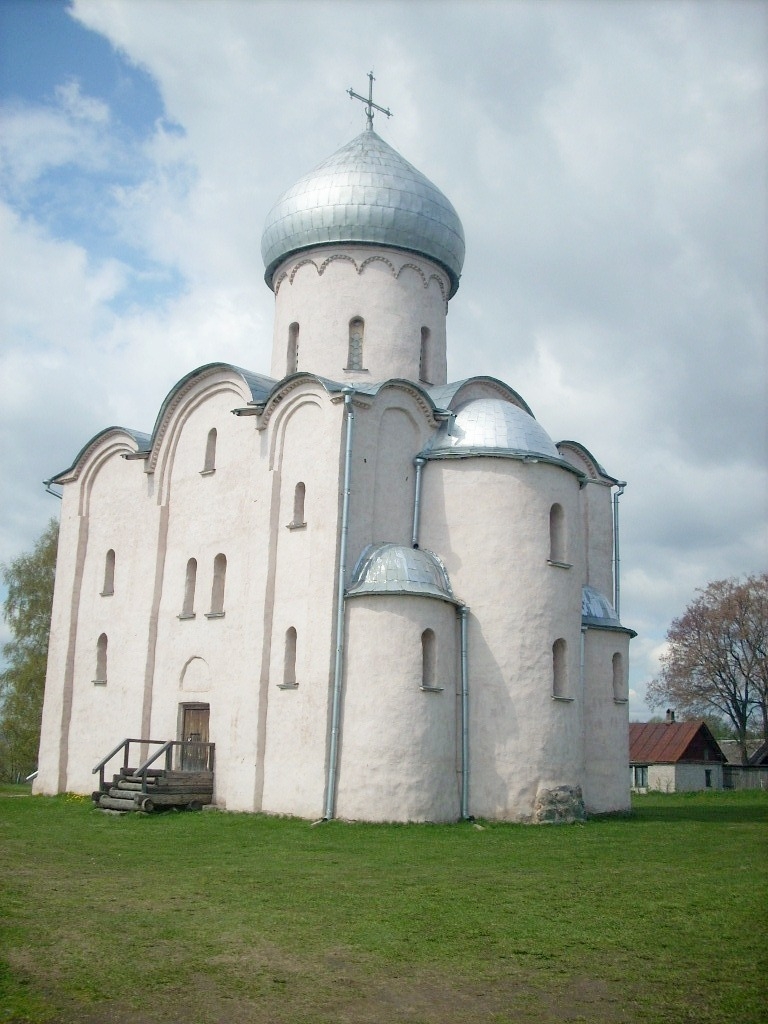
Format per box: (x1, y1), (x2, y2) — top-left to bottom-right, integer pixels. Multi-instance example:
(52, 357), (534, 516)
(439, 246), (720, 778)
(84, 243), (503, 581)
(458, 604), (470, 820)
(612, 482), (626, 618)
(411, 457), (426, 548)
(324, 388), (355, 821)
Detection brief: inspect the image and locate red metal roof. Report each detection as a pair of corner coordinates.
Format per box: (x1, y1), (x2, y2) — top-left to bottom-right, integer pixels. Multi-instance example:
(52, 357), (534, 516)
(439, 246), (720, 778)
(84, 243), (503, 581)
(629, 721), (726, 764)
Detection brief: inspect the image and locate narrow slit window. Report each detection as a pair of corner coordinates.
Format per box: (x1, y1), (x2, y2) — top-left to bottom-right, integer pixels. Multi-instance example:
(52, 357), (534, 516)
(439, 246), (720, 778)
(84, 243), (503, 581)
(95, 633), (108, 684)
(202, 428), (217, 474)
(209, 553), (227, 616)
(287, 322), (299, 375)
(102, 549), (115, 596)
(421, 629), (436, 688)
(419, 327), (431, 384)
(549, 503), (566, 563)
(290, 482), (306, 528)
(612, 652), (626, 701)
(552, 638), (568, 698)
(284, 627), (297, 686)
(346, 317), (364, 370)
(182, 558), (197, 617)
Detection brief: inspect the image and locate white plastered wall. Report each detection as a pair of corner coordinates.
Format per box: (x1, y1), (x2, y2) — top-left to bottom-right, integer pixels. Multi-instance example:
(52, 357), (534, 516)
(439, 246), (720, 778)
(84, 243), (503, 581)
(36, 435), (160, 795)
(420, 457), (586, 820)
(259, 386), (344, 818)
(337, 594), (460, 822)
(147, 375), (266, 808)
(270, 246), (449, 384)
(581, 627), (631, 812)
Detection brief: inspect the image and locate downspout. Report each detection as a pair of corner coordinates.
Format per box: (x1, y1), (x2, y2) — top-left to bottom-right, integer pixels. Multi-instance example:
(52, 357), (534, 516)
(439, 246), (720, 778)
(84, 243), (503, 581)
(411, 457), (425, 548)
(458, 604), (470, 820)
(324, 388), (355, 820)
(612, 482), (626, 618)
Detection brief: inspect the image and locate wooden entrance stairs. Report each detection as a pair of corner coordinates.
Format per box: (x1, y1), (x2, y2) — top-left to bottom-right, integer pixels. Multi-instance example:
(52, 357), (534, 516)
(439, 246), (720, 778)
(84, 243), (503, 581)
(92, 738), (215, 814)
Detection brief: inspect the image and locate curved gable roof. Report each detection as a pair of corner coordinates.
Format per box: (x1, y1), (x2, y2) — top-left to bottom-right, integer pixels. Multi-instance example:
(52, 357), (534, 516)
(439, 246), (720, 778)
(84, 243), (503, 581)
(49, 426), (151, 484)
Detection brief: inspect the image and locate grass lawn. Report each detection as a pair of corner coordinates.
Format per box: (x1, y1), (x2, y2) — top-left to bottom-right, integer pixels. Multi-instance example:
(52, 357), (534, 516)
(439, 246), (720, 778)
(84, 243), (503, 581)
(1, 789), (766, 1024)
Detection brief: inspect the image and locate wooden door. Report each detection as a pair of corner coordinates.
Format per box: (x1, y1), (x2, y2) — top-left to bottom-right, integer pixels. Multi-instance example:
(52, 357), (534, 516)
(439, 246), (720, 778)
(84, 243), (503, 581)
(181, 705), (209, 771)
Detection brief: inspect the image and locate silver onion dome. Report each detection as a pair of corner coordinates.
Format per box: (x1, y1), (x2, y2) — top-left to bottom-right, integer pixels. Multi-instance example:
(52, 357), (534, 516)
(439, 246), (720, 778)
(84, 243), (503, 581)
(347, 543), (458, 603)
(261, 129), (465, 296)
(426, 398), (561, 461)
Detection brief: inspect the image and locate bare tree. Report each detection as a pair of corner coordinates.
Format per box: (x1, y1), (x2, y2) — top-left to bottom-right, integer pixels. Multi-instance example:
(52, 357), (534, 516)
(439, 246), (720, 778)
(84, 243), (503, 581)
(646, 573), (768, 763)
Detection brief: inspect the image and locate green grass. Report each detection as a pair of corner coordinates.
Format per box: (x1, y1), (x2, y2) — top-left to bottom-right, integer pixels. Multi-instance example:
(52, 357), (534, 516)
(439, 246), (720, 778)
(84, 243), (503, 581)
(1, 790), (766, 1023)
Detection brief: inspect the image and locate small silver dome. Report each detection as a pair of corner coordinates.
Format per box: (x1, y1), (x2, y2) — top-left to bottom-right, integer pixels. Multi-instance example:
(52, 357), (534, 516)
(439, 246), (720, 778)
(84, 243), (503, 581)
(582, 586), (620, 626)
(261, 129), (465, 296)
(347, 543), (457, 603)
(427, 398), (560, 460)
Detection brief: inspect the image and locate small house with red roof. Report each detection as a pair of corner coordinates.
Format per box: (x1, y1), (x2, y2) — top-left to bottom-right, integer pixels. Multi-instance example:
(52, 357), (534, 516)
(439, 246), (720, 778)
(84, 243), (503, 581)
(629, 712), (727, 792)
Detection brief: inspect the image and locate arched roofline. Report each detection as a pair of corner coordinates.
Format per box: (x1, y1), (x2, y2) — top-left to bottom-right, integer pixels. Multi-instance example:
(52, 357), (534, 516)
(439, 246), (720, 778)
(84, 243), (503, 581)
(427, 377), (534, 417)
(49, 426), (151, 485)
(255, 373), (447, 429)
(557, 440), (620, 484)
(149, 362), (275, 443)
(419, 448), (585, 478)
(143, 362), (276, 474)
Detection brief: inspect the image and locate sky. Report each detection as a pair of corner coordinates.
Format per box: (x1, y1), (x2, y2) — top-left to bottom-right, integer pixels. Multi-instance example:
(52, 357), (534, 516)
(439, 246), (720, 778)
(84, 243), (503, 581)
(0, 0), (766, 718)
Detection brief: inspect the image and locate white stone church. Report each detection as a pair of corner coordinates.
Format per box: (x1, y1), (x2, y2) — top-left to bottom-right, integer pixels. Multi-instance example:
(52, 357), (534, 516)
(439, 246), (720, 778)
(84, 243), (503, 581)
(35, 100), (634, 822)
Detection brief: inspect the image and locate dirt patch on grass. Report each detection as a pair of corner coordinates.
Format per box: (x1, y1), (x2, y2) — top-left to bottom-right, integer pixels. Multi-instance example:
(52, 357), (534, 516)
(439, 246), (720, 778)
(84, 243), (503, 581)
(4, 951), (644, 1024)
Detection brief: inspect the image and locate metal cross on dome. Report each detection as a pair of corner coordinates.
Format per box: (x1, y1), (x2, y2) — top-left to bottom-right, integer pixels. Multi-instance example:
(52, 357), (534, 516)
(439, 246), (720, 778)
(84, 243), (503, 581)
(347, 71), (392, 130)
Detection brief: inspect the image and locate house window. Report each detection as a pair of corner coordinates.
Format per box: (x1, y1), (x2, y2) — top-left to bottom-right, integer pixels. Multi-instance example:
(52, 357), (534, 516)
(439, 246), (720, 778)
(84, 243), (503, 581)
(207, 553), (226, 617)
(288, 482), (306, 529)
(549, 503), (567, 564)
(181, 558), (197, 618)
(202, 428), (217, 475)
(101, 549), (115, 596)
(287, 322), (299, 375)
(552, 638), (568, 698)
(346, 317), (364, 370)
(419, 327), (431, 384)
(612, 652), (626, 701)
(632, 765), (648, 788)
(283, 627), (297, 687)
(94, 633), (108, 685)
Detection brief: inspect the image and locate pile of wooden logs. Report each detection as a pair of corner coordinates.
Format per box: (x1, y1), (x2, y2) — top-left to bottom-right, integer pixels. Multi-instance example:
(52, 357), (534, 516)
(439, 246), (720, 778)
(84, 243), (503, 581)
(93, 768), (214, 813)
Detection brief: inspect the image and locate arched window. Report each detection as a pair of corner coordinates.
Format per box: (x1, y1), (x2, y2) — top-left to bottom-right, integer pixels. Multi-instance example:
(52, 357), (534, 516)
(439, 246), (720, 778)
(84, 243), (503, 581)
(95, 633), (108, 684)
(209, 554), (227, 616)
(552, 638), (568, 698)
(612, 652), (626, 701)
(102, 549), (115, 596)
(346, 317), (364, 370)
(549, 503), (566, 564)
(287, 322), (299, 375)
(202, 428), (217, 474)
(419, 327), (431, 384)
(421, 629), (437, 688)
(181, 558), (197, 618)
(289, 482), (306, 528)
(284, 627), (297, 687)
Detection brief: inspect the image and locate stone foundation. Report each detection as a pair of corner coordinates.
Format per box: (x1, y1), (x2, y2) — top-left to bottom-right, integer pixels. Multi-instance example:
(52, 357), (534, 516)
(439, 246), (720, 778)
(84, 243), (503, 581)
(533, 785), (586, 824)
